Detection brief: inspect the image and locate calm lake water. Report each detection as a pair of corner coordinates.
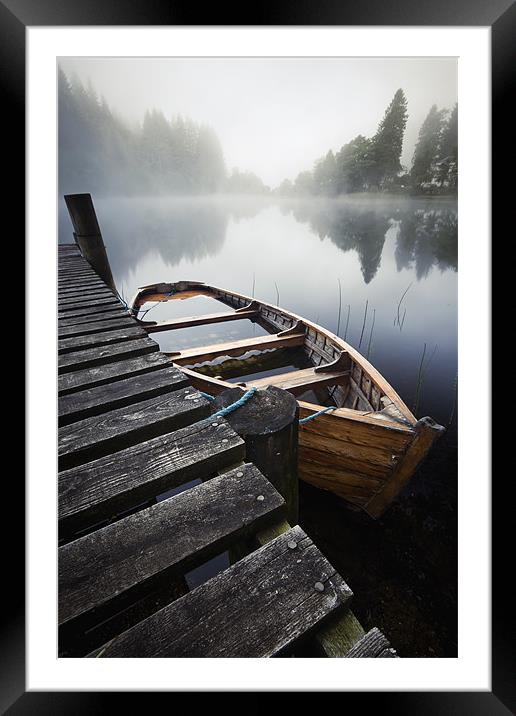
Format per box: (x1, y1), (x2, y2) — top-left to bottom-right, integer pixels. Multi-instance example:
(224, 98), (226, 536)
(59, 194), (457, 425)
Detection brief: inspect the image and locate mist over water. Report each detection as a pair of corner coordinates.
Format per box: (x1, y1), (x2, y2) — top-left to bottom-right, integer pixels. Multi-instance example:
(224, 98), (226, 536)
(59, 193), (457, 425)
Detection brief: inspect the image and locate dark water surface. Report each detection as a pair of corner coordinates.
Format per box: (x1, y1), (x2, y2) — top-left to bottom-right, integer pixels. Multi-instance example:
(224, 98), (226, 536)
(59, 194), (458, 656)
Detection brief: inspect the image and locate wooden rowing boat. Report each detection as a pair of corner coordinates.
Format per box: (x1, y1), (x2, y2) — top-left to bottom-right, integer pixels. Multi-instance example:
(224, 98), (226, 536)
(131, 280), (444, 517)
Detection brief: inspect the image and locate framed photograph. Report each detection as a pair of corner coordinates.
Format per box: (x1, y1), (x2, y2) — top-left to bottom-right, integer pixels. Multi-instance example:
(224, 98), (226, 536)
(5, 0), (507, 710)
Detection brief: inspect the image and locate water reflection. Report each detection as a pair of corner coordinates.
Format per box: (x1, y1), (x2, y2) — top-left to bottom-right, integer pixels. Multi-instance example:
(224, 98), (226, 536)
(395, 208), (458, 279)
(59, 195), (457, 288)
(283, 199), (457, 284)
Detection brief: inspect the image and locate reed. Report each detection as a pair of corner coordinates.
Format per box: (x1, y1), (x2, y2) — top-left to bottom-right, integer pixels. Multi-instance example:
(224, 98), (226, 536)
(412, 342), (438, 415)
(400, 307), (407, 331)
(344, 304), (351, 341)
(412, 343), (427, 415)
(358, 299), (368, 349)
(366, 308), (376, 359)
(252, 273), (256, 298)
(274, 281), (280, 306)
(396, 283), (412, 327)
(336, 278), (342, 336)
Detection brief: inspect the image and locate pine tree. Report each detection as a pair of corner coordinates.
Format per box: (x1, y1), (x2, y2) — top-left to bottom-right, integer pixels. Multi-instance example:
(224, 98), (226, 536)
(313, 150), (337, 195)
(370, 89), (408, 189)
(410, 105), (447, 191)
(335, 135), (374, 193)
(436, 103), (458, 190)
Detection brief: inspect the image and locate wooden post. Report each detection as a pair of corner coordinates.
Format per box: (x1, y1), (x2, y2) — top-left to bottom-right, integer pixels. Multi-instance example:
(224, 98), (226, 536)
(211, 386), (299, 524)
(64, 193), (117, 293)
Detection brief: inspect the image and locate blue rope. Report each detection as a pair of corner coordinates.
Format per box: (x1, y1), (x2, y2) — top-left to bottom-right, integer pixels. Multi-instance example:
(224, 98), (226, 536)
(299, 406), (336, 424)
(199, 391), (215, 401)
(212, 387), (257, 418)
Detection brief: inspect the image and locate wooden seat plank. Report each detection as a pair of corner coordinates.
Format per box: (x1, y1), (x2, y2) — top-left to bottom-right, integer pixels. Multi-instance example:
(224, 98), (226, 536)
(59, 463), (283, 632)
(58, 326), (147, 354)
(168, 331), (306, 366)
(59, 364), (188, 425)
(58, 317), (139, 339)
(245, 366), (349, 395)
(92, 525), (352, 658)
(58, 416), (245, 539)
(58, 352), (172, 395)
(58, 336), (159, 373)
(58, 386), (210, 469)
(142, 309), (258, 334)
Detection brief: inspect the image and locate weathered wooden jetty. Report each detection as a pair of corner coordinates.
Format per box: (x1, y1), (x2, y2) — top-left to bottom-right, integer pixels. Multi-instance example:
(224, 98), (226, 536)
(58, 194), (397, 658)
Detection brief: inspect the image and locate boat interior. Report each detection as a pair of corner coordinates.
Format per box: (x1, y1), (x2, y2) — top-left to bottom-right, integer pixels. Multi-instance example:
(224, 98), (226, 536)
(132, 281), (415, 428)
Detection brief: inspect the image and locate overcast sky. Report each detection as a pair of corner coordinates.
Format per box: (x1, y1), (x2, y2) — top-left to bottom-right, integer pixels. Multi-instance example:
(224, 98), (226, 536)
(58, 57), (457, 187)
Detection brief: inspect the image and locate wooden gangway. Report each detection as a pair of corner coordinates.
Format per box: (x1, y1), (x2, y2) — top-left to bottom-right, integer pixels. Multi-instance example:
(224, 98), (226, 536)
(57, 215), (397, 658)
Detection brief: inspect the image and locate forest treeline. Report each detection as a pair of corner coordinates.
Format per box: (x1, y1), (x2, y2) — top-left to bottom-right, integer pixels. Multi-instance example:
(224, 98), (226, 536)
(58, 68), (270, 196)
(59, 70), (457, 197)
(279, 90), (457, 197)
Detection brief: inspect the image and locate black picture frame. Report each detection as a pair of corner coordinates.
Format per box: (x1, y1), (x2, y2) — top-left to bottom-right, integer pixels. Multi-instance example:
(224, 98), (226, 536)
(5, 0), (509, 711)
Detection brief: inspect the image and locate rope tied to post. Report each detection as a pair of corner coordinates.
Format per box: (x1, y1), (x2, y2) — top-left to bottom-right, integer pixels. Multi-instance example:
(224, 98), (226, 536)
(200, 387), (258, 418)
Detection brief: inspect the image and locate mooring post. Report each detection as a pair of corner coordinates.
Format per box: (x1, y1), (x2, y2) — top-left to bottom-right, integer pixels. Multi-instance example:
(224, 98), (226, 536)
(211, 386), (299, 525)
(64, 193), (117, 293)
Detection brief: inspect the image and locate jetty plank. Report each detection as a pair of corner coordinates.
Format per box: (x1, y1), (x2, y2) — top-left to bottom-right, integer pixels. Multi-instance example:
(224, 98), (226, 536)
(58, 388), (209, 470)
(59, 268), (99, 279)
(58, 277), (107, 289)
(58, 317), (138, 338)
(59, 364), (188, 425)
(58, 336), (159, 373)
(59, 464), (284, 630)
(58, 326), (147, 354)
(92, 526), (352, 658)
(59, 305), (129, 322)
(59, 287), (114, 299)
(58, 386), (210, 469)
(58, 416), (245, 539)
(58, 352), (173, 395)
(58, 296), (121, 312)
(168, 331), (306, 366)
(58, 310), (132, 329)
(58, 244), (81, 255)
